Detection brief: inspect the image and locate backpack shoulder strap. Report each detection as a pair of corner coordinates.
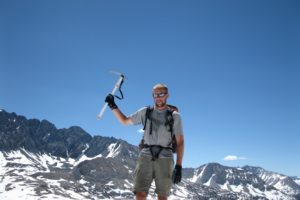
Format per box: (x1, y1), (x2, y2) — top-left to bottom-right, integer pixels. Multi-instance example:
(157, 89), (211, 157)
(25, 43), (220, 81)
(165, 108), (175, 135)
(167, 104), (179, 112)
(142, 106), (153, 131)
(143, 106), (176, 136)
(166, 107), (178, 153)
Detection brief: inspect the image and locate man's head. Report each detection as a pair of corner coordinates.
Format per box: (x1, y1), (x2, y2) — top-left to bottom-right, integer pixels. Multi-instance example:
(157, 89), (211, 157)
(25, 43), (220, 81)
(152, 83), (169, 109)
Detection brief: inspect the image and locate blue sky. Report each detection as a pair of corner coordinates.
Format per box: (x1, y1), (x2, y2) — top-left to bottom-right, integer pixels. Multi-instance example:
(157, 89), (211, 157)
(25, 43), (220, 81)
(1, 0), (299, 176)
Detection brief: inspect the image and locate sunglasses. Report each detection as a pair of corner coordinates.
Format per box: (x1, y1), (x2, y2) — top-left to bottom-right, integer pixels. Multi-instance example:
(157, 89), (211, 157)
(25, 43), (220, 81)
(153, 93), (167, 98)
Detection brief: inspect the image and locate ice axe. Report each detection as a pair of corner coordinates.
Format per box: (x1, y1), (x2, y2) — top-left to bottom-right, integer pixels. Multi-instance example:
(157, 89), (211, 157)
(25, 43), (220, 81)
(97, 71), (126, 120)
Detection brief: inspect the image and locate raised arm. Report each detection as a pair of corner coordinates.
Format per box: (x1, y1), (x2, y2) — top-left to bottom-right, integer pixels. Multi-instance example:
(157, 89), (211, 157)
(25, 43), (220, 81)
(105, 94), (133, 125)
(111, 108), (133, 125)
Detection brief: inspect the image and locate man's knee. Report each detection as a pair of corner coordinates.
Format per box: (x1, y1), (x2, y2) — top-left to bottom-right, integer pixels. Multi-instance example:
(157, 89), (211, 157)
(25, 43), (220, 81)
(158, 195), (168, 200)
(135, 191), (147, 200)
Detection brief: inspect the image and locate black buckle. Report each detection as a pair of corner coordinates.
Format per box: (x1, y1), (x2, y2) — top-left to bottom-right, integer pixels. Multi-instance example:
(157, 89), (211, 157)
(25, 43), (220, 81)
(149, 146), (163, 161)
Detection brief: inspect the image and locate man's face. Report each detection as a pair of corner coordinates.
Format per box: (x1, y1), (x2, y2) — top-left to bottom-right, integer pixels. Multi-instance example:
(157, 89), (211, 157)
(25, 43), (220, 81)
(153, 88), (168, 108)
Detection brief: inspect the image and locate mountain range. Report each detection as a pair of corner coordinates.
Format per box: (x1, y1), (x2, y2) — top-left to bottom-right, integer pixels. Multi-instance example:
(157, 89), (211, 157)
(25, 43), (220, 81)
(1, 109), (300, 199)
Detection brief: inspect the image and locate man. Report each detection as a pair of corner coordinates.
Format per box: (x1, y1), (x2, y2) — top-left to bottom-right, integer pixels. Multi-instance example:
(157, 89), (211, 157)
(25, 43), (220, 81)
(105, 83), (184, 200)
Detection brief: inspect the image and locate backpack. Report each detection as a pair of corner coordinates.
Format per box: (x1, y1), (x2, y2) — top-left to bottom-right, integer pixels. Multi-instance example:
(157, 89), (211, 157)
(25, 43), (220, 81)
(139, 104), (178, 154)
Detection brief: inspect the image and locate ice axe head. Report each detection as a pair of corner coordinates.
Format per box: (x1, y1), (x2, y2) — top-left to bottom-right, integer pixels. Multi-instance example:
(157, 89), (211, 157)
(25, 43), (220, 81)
(110, 71), (127, 80)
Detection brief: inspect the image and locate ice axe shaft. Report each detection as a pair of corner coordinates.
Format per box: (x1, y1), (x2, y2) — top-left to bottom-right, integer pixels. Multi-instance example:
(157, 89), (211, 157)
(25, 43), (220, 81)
(97, 74), (125, 120)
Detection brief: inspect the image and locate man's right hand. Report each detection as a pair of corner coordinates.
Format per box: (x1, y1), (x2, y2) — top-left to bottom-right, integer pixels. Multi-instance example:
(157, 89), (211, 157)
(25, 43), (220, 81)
(105, 94), (118, 110)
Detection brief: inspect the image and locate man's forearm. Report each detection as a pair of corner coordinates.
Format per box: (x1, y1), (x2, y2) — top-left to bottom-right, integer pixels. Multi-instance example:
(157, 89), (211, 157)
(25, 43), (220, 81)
(112, 108), (133, 125)
(176, 135), (184, 166)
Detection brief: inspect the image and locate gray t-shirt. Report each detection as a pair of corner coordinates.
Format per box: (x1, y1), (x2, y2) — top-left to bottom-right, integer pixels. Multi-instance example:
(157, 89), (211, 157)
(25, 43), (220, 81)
(130, 106), (184, 157)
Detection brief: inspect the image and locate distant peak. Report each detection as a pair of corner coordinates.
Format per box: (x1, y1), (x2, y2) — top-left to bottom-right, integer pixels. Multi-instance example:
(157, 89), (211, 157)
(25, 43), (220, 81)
(206, 162), (223, 168)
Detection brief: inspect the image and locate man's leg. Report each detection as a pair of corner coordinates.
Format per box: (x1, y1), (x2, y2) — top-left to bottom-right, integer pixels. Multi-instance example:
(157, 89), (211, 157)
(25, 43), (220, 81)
(133, 156), (153, 199)
(136, 192), (147, 200)
(154, 157), (173, 199)
(157, 195), (168, 200)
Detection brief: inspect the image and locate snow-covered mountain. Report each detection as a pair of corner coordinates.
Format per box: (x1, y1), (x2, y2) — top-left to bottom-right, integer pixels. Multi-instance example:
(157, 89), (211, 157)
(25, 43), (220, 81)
(184, 163), (300, 200)
(1, 109), (300, 199)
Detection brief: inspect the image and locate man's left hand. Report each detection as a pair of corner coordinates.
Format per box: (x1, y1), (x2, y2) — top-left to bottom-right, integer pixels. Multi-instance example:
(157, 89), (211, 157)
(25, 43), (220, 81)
(172, 165), (182, 184)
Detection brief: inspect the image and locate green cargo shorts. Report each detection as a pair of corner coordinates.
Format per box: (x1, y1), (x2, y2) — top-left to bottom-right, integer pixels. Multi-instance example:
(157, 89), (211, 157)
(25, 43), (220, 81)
(133, 156), (174, 197)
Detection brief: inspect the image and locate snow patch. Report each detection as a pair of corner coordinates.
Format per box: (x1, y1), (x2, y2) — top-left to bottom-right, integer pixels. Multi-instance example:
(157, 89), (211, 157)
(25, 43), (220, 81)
(172, 185), (190, 199)
(79, 179), (88, 184)
(230, 184), (244, 193)
(189, 165), (206, 183)
(106, 181), (114, 186)
(0, 152), (7, 173)
(204, 174), (217, 187)
(220, 181), (231, 190)
(295, 178), (300, 186)
(82, 143), (89, 154)
(124, 179), (133, 189)
(74, 154), (103, 166)
(106, 143), (121, 158)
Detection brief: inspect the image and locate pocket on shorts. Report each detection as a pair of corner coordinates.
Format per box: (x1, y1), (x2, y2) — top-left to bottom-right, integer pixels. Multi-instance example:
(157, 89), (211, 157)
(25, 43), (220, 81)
(157, 158), (174, 179)
(168, 159), (174, 178)
(133, 158), (142, 180)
